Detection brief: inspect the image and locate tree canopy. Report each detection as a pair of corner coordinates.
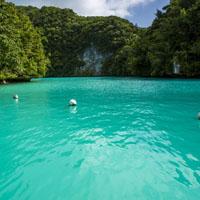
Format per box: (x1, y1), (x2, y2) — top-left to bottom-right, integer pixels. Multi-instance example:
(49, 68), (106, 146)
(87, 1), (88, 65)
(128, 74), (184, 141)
(135, 0), (200, 77)
(0, 1), (48, 81)
(1, 0), (200, 79)
(18, 6), (138, 76)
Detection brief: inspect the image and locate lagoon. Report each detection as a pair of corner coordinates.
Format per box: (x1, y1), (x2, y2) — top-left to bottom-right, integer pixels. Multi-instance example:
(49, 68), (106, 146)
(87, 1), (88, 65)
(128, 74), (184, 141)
(0, 77), (200, 200)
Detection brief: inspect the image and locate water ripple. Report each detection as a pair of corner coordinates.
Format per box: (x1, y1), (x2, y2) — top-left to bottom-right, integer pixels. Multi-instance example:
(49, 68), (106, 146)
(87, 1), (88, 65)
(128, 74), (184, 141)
(0, 78), (200, 199)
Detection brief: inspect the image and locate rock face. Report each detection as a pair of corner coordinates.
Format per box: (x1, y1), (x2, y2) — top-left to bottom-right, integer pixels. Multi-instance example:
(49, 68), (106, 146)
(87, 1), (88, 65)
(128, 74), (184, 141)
(173, 62), (181, 74)
(81, 46), (109, 75)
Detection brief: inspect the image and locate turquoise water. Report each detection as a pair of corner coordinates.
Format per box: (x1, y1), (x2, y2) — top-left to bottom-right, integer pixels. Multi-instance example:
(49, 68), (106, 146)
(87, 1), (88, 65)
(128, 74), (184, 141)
(0, 77), (200, 200)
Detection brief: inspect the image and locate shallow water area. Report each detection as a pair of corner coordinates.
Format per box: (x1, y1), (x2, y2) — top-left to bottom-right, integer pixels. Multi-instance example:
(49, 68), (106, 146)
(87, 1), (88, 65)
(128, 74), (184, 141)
(0, 77), (200, 200)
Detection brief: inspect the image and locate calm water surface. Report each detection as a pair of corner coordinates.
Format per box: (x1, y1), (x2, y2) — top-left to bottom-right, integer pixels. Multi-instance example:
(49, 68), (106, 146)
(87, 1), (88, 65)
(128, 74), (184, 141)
(0, 77), (200, 200)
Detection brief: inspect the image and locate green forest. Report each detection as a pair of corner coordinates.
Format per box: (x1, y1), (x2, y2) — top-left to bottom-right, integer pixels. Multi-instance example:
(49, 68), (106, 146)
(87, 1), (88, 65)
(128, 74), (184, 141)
(0, 0), (200, 81)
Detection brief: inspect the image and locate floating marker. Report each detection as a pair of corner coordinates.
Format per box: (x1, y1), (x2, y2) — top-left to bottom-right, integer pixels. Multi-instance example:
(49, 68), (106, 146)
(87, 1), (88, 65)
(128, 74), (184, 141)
(198, 112), (200, 120)
(13, 95), (19, 100)
(69, 99), (77, 106)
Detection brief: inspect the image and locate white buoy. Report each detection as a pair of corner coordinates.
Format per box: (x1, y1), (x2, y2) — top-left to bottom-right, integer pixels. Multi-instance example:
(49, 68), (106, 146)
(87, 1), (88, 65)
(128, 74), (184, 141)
(69, 99), (77, 106)
(198, 112), (200, 120)
(13, 94), (19, 100)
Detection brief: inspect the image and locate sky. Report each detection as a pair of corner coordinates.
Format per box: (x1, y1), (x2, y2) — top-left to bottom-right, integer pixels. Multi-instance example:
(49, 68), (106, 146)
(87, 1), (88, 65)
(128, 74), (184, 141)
(8, 0), (169, 27)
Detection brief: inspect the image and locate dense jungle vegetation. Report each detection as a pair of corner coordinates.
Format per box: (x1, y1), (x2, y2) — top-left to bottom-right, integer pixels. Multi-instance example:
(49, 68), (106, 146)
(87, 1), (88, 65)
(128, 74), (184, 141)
(0, 0), (200, 80)
(0, 0), (48, 80)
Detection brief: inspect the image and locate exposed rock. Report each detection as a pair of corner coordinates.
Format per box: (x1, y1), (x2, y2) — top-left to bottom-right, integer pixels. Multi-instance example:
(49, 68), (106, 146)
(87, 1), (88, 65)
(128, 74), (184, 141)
(81, 46), (110, 75)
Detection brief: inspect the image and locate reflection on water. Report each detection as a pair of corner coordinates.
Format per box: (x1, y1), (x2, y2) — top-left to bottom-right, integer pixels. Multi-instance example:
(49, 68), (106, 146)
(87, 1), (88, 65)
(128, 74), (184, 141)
(69, 106), (78, 114)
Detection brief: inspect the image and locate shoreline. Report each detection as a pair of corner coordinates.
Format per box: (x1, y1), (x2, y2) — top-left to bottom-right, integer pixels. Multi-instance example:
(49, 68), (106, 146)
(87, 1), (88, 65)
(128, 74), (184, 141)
(45, 74), (200, 79)
(1, 75), (200, 85)
(0, 78), (31, 85)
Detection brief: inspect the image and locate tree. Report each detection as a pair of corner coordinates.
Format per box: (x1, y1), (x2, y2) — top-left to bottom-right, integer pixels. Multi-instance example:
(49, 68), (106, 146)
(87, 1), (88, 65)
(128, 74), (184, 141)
(16, 0), (200, 77)
(0, 2), (48, 80)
